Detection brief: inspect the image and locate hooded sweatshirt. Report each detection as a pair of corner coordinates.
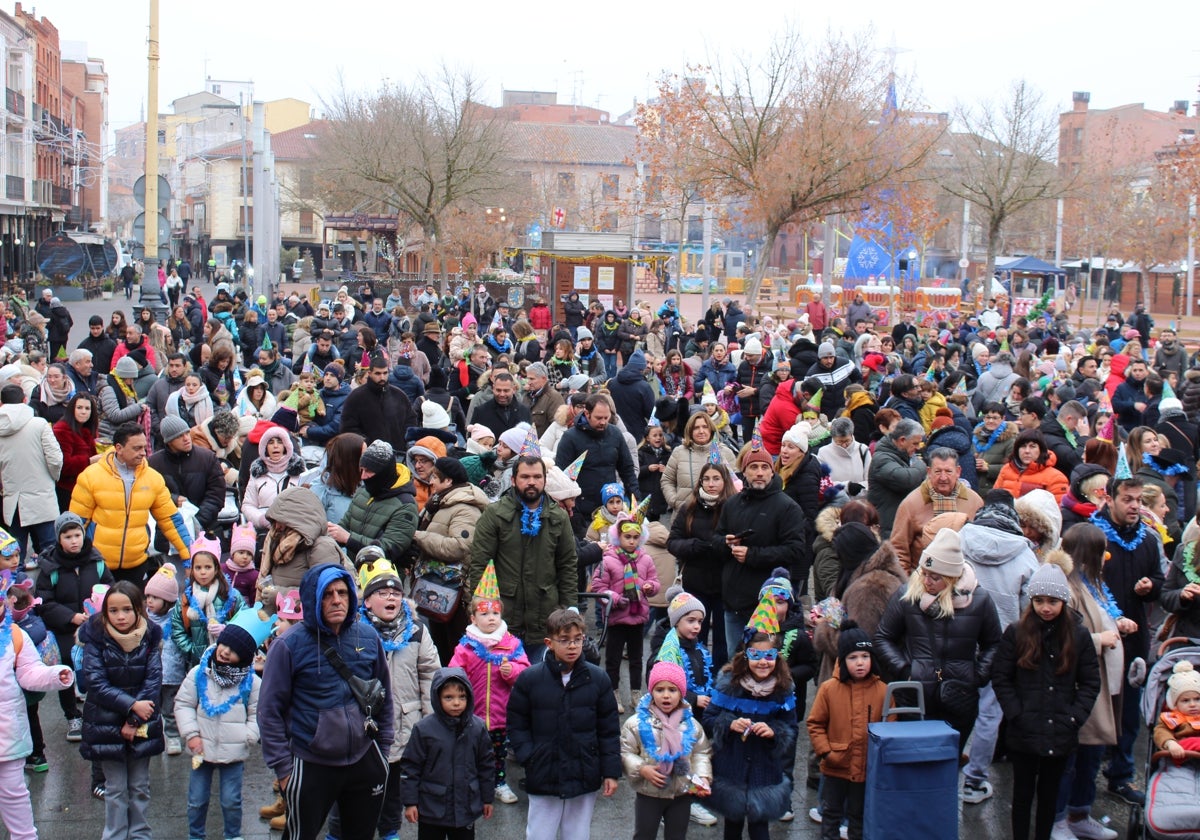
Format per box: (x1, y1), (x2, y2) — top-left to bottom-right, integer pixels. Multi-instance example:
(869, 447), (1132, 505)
(958, 518), (1039, 629)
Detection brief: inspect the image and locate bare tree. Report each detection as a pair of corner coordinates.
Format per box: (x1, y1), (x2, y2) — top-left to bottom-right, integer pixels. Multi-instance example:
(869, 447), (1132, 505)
(941, 80), (1065, 285)
(317, 68), (513, 284)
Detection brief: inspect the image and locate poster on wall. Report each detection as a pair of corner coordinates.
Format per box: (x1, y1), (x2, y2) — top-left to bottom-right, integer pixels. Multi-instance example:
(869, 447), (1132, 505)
(573, 265), (591, 290)
(598, 295), (614, 311)
(597, 266), (615, 291)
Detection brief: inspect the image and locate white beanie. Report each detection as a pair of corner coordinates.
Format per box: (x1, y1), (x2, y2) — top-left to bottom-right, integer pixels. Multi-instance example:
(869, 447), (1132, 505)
(742, 337), (763, 356)
(498, 423), (530, 455)
(781, 422), (810, 453)
(421, 400), (451, 430)
(919, 528), (964, 578)
(544, 465), (581, 501)
(1168, 661), (1200, 709)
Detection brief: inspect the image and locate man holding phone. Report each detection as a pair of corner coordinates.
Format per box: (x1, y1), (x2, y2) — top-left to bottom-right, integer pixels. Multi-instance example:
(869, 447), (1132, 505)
(715, 444), (807, 650)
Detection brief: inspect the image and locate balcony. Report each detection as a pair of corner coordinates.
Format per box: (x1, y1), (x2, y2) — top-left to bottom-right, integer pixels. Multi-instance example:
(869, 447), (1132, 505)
(32, 179), (52, 205)
(4, 88), (24, 118)
(53, 185), (71, 206)
(5, 175), (22, 201)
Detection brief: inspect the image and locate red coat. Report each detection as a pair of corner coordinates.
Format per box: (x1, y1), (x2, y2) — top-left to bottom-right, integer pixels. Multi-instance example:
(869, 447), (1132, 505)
(993, 451), (1070, 503)
(529, 303), (552, 332)
(52, 419), (97, 493)
(758, 380), (804, 456)
(807, 299), (829, 332)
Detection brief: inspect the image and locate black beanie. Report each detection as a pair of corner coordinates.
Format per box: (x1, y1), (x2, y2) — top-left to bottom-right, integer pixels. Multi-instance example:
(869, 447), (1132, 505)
(216, 624), (257, 665)
(837, 621), (876, 682)
(434, 456), (468, 486)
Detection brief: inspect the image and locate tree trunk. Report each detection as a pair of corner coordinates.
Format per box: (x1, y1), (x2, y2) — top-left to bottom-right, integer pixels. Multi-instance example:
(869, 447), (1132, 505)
(746, 227), (778, 310)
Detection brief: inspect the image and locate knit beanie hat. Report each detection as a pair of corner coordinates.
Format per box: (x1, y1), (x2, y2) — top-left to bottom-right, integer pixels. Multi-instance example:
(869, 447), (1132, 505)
(575, 326), (593, 341)
(229, 522), (257, 556)
(144, 563), (180, 603)
(113, 356), (139, 379)
(740, 445), (774, 472)
(498, 425), (528, 455)
(930, 407), (955, 431)
(1167, 661), (1200, 709)
(421, 400), (452, 430)
(468, 424), (495, 444)
(919, 528), (964, 578)
(648, 660), (688, 697)
(818, 341), (836, 358)
(1026, 562), (1071, 605)
(758, 567), (793, 603)
(54, 511), (85, 539)
(160, 414), (191, 444)
(216, 623), (257, 665)
(601, 483), (625, 506)
(433, 456), (467, 486)
(323, 362), (345, 382)
(666, 585), (706, 627)
(781, 422), (810, 453)
(837, 620), (875, 682)
(269, 405), (299, 433)
(360, 439), (396, 474)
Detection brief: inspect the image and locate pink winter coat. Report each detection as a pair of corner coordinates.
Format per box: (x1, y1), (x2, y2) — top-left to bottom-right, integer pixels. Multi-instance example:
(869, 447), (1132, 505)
(591, 546), (661, 626)
(447, 631), (530, 730)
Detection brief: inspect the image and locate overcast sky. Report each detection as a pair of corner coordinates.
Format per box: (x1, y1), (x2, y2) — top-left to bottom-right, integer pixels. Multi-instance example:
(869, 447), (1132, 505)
(32, 0), (1200, 139)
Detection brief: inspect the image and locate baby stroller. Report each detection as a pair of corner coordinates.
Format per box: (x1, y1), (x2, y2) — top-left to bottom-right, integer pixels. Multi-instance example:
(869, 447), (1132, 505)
(576, 591), (611, 667)
(1127, 636), (1200, 839)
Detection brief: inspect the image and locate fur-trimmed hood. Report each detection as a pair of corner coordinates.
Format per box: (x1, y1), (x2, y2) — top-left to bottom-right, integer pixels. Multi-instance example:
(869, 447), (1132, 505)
(814, 541), (907, 661)
(1015, 487), (1063, 552)
(814, 505), (842, 542)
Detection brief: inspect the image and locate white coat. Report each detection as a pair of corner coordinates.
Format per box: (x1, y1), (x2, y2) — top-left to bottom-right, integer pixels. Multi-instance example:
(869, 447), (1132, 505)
(174, 659), (261, 764)
(0, 403), (63, 526)
(0, 628), (74, 761)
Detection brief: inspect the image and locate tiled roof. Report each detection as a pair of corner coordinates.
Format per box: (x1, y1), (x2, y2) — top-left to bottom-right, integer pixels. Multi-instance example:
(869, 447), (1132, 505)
(506, 122), (636, 167)
(201, 120), (328, 161)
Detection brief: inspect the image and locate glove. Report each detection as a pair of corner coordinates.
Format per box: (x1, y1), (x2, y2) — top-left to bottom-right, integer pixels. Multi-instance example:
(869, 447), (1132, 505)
(847, 482), (864, 496)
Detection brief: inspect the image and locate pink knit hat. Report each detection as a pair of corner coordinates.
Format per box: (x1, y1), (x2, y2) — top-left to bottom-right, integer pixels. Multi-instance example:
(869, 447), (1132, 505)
(144, 563), (180, 603)
(648, 660), (687, 696)
(230, 523), (257, 556)
(189, 535), (222, 566)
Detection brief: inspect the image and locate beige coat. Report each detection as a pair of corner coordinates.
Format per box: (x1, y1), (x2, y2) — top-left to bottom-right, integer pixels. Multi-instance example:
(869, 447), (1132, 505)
(0, 404), (62, 525)
(412, 483), (489, 566)
(661, 441), (738, 511)
(890, 480), (983, 573)
(1068, 573), (1122, 747)
(383, 602), (442, 761)
(620, 705), (712, 798)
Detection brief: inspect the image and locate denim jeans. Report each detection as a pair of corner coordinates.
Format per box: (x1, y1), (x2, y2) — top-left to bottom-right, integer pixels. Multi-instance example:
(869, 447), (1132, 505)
(1056, 743), (1106, 820)
(3, 512), (54, 563)
(1104, 679), (1142, 784)
(603, 353), (618, 381)
(963, 683), (1002, 785)
(723, 608), (752, 659)
(187, 760), (244, 840)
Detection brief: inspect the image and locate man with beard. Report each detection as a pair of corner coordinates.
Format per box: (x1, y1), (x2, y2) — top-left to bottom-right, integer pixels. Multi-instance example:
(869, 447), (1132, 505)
(1153, 327), (1188, 382)
(714, 442), (806, 647)
(555, 393), (637, 517)
(469, 455), (577, 663)
(1113, 358), (1151, 433)
(146, 353), (188, 447)
(339, 353), (416, 453)
(469, 372), (532, 438)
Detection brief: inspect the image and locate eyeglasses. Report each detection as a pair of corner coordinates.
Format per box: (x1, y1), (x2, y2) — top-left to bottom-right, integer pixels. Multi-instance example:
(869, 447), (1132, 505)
(745, 648), (778, 662)
(552, 637), (585, 648)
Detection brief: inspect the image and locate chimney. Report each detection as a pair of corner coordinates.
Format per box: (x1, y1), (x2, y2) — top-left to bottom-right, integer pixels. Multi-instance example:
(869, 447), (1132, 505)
(1072, 91), (1090, 112)
(1171, 100), (1189, 116)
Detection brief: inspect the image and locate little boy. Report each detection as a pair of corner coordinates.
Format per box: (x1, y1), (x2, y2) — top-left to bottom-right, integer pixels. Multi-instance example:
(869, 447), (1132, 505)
(144, 563), (188, 755)
(806, 622), (887, 840)
(587, 483), (628, 543)
(224, 523), (259, 604)
(1154, 660), (1200, 761)
(448, 561), (530, 805)
(508, 608), (621, 839)
(399, 667), (495, 840)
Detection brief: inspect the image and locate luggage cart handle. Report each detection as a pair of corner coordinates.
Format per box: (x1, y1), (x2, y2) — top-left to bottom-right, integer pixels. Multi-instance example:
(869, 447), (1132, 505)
(881, 680), (926, 719)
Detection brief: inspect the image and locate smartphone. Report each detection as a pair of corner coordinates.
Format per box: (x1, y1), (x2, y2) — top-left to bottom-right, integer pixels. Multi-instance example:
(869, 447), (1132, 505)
(732, 528), (755, 542)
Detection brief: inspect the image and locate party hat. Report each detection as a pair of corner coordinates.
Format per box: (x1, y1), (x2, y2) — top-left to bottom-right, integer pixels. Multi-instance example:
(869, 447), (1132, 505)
(1116, 441), (1133, 480)
(925, 366), (936, 382)
(358, 558), (401, 596)
(473, 560), (500, 601)
(702, 380), (715, 399)
(225, 604), (278, 648)
(953, 377), (968, 396)
(647, 410), (661, 427)
(632, 495), (652, 525)
(809, 387), (824, 411)
(84, 584), (109, 616)
(301, 355), (313, 376)
(656, 629), (686, 667)
(1098, 414), (1115, 443)
(1097, 389), (1112, 412)
(1163, 380), (1177, 401)
(519, 425), (542, 458)
(565, 451), (587, 481)
(749, 428), (764, 452)
(189, 534), (222, 562)
(281, 388), (301, 411)
(745, 591), (781, 638)
(708, 441), (722, 465)
(261, 333), (273, 351)
(0, 528), (17, 558)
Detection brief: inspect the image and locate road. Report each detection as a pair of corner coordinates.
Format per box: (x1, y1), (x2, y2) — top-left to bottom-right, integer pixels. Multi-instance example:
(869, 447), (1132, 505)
(26, 291), (1141, 839)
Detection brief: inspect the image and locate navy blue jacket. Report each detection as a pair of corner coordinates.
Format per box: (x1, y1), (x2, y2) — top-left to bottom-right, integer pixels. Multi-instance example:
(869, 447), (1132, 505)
(304, 382), (351, 445)
(79, 616), (164, 761)
(257, 564), (394, 779)
(361, 309), (393, 345)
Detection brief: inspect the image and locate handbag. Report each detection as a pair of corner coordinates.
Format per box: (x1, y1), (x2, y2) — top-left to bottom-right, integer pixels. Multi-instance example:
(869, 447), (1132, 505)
(319, 640), (387, 738)
(411, 571), (461, 623)
(935, 673), (978, 722)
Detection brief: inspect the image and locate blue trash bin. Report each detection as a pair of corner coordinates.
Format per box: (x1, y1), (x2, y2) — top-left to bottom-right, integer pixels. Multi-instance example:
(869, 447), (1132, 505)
(864, 681), (960, 839)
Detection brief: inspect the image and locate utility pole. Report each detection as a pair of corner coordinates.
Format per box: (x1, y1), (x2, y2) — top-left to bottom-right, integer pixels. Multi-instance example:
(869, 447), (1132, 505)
(139, 0), (165, 318)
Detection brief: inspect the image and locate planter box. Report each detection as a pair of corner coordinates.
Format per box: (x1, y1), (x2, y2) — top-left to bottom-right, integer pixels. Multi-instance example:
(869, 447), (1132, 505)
(35, 285), (85, 302)
(101, 291), (113, 300)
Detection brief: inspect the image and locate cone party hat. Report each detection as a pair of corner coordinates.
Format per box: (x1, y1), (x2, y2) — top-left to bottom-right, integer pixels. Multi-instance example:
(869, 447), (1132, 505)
(746, 591), (781, 638)
(474, 560), (500, 601)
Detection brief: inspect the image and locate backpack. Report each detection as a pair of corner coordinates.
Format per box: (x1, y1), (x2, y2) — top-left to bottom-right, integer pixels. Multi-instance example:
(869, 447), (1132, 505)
(48, 560), (107, 589)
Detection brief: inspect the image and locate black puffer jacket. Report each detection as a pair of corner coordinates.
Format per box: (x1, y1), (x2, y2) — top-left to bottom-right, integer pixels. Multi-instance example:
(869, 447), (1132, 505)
(35, 539), (115, 637)
(668, 499), (727, 596)
(780, 454), (821, 585)
(874, 577), (1003, 728)
(991, 614), (1101, 757)
(1039, 414), (1084, 483)
(715, 476), (807, 613)
(507, 653), (621, 798)
(555, 414), (638, 515)
(79, 616), (164, 761)
(147, 443), (226, 531)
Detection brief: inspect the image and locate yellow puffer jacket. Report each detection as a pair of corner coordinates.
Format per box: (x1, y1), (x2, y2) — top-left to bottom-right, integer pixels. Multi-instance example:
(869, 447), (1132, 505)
(70, 452), (192, 570)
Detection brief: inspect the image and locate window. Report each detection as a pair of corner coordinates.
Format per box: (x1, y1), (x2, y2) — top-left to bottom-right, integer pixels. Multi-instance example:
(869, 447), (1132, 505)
(239, 206), (252, 232)
(601, 173), (619, 200)
(240, 165), (252, 197)
(157, 129), (166, 146)
(644, 175), (663, 202)
(687, 214), (702, 242)
(556, 172), (575, 198)
(601, 210), (618, 231)
(643, 215), (662, 240)
(299, 210), (314, 235)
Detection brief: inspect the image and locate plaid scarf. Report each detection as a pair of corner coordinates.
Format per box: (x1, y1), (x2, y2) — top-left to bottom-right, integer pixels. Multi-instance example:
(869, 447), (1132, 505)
(927, 481), (960, 515)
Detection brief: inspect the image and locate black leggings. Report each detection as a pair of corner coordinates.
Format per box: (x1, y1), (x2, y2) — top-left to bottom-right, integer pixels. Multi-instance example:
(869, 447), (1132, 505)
(1010, 751), (1068, 840)
(605, 624), (645, 693)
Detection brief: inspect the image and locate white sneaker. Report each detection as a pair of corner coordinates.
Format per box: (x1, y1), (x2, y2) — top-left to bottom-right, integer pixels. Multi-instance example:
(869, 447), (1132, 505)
(961, 779), (993, 804)
(494, 783), (518, 804)
(166, 737), (181, 756)
(780, 811), (794, 822)
(839, 826), (849, 840)
(689, 802), (718, 826)
(808, 807), (823, 824)
(1050, 820), (1076, 840)
(1067, 815), (1118, 840)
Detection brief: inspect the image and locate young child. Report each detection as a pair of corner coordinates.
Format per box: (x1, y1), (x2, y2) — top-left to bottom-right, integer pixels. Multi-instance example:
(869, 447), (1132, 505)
(1154, 661), (1200, 761)
(591, 511), (661, 712)
(448, 561), (531, 805)
(8, 577), (56, 774)
(638, 423), (672, 522)
(620, 660), (713, 840)
(170, 536), (245, 673)
(224, 523), (259, 604)
(0, 568), (75, 838)
(702, 593), (798, 839)
(325, 559), (440, 840)
(992, 561), (1101, 840)
(257, 589), (303, 832)
(465, 424), (495, 457)
(33, 512), (113, 745)
(79, 581), (165, 840)
(144, 564), (187, 756)
(399, 667), (495, 839)
(279, 369), (326, 431)
(806, 622), (887, 840)
(587, 483), (628, 544)
(507, 608), (621, 838)
(175, 606), (270, 840)
(760, 569), (819, 713)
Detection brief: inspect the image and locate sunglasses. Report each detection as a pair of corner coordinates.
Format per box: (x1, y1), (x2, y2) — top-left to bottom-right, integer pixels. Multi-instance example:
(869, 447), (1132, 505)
(745, 648), (778, 662)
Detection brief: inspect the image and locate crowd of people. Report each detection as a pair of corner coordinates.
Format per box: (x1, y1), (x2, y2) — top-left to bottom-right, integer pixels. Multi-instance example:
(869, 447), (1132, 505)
(0, 278), (1200, 840)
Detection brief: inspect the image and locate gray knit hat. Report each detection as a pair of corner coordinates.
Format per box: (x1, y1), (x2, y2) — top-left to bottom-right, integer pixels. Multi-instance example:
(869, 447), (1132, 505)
(360, 439), (396, 474)
(818, 341), (836, 358)
(54, 511), (85, 538)
(160, 414), (191, 444)
(113, 356), (139, 379)
(666, 585), (706, 626)
(1027, 562), (1071, 605)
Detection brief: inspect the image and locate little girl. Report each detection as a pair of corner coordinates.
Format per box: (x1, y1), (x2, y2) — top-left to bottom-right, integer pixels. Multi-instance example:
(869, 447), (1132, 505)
(224, 523), (259, 604)
(175, 607), (270, 840)
(8, 578), (56, 774)
(449, 561), (531, 804)
(144, 564), (187, 756)
(465, 424), (495, 456)
(591, 512), (660, 712)
(0, 571), (75, 840)
(992, 562), (1101, 840)
(1154, 660), (1200, 761)
(170, 536), (245, 672)
(620, 660), (713, 840)
(587, 483), (629, 544)
(80, 581), (165, 840)
(638, 424), (672, 522)
(702, 594), (798, 840)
